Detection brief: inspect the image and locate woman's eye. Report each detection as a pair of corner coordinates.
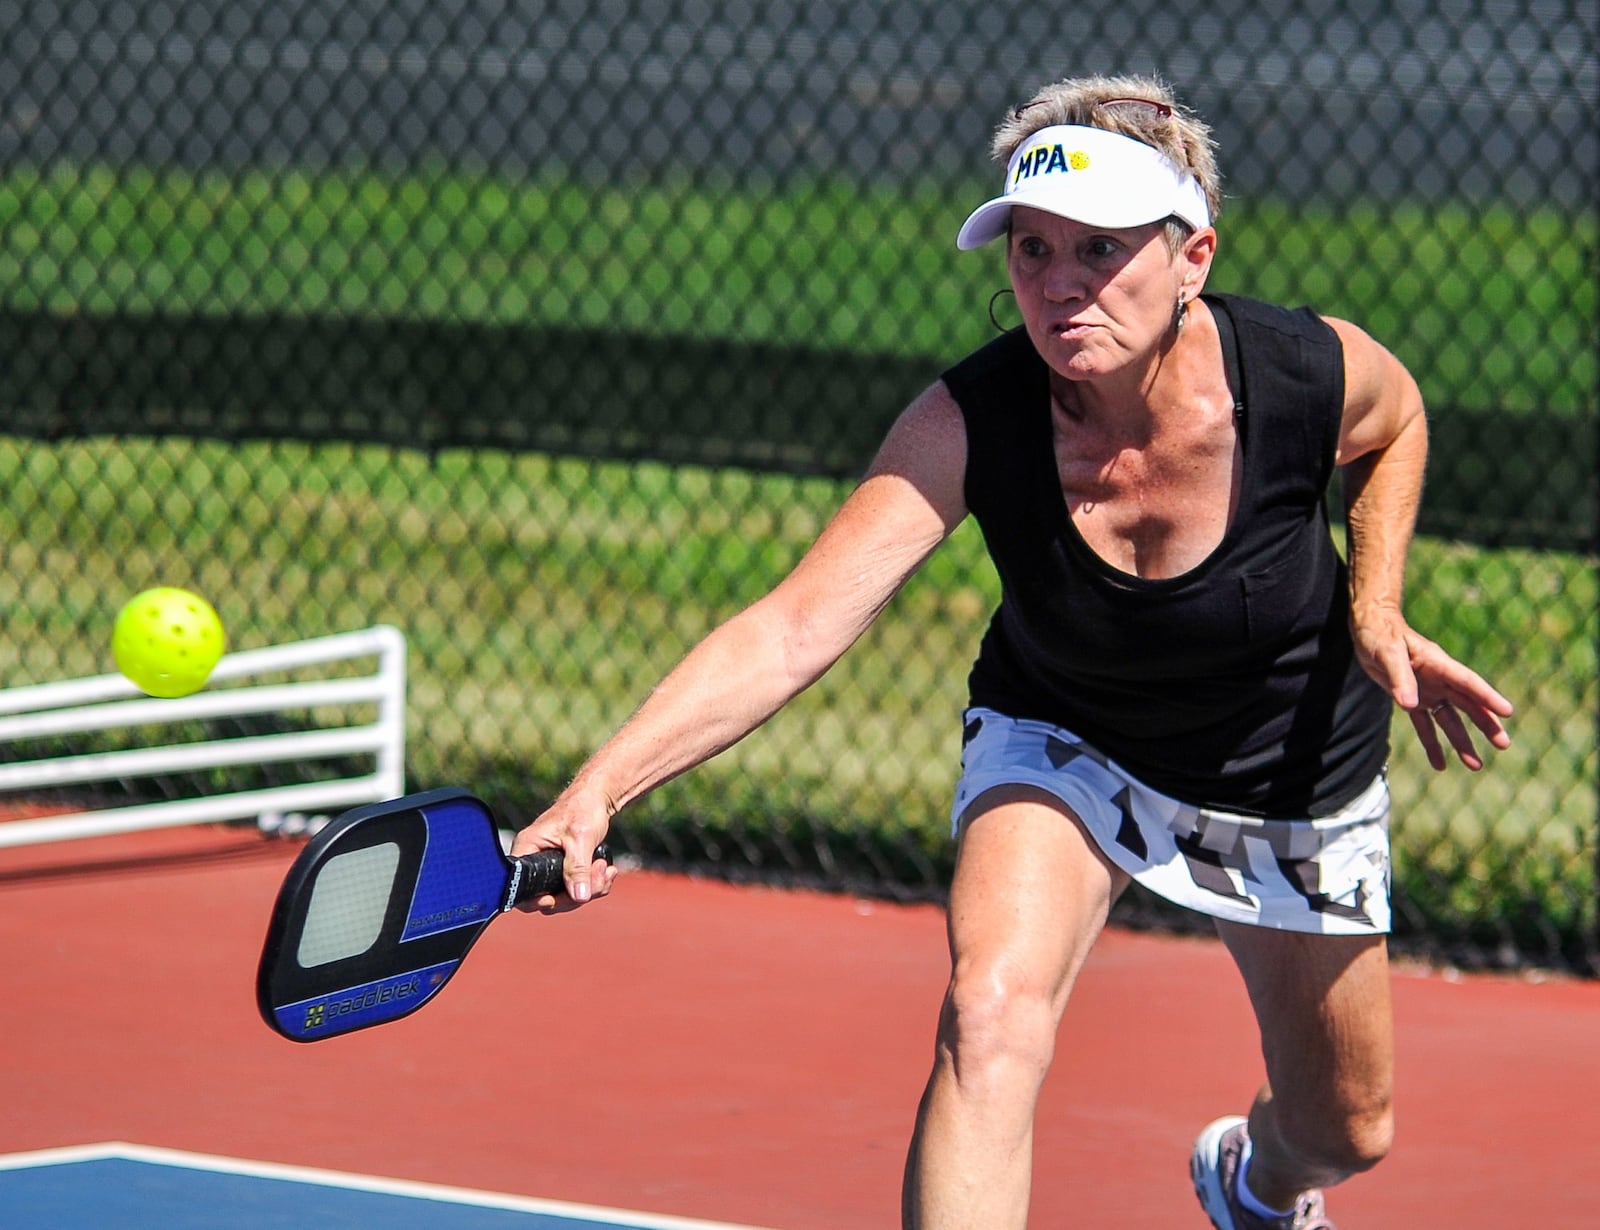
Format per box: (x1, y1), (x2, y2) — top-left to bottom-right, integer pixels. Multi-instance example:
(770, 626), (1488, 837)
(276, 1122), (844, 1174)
(1017, 236), (1048, 258)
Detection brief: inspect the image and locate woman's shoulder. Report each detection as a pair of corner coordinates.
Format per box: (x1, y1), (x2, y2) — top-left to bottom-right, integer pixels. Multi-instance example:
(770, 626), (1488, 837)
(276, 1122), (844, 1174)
(1208, 292), (1345, 471)
(941, 326), (1045, 405)
(1205, 292), (1338, 352)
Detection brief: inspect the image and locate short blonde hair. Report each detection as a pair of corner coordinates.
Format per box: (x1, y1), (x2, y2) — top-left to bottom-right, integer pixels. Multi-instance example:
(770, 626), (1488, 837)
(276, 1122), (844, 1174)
(991, 74), (1223, 238)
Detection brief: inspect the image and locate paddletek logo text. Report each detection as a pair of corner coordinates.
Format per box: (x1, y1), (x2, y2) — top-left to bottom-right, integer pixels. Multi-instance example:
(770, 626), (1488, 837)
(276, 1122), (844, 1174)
(302, 974), (423, 1029)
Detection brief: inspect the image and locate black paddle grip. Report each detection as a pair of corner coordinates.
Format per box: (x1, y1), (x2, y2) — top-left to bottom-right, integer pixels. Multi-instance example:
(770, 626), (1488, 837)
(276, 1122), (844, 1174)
(506, 843), (613, 909)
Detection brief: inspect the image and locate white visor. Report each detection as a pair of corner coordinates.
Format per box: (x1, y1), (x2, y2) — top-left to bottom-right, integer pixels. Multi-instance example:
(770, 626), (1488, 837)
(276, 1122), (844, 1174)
(957, 124), (1211, 250)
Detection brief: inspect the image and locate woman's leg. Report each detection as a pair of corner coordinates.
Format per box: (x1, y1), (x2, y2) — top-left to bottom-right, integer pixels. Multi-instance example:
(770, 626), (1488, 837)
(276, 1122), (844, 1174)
(1214, 922), (1396, 1210)
(902, 784), (1129, 1229)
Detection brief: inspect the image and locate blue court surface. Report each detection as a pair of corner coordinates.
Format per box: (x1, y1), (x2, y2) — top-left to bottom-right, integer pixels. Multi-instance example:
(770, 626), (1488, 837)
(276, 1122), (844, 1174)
(0, 1143), (775, 1230)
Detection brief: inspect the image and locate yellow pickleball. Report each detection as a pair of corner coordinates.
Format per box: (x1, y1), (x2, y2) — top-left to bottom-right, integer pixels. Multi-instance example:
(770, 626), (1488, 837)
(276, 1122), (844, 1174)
(112, 587), (227, 698)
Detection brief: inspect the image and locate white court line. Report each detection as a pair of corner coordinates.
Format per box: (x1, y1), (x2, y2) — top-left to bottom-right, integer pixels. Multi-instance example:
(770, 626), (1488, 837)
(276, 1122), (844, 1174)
(0, 1142), (784, 1230)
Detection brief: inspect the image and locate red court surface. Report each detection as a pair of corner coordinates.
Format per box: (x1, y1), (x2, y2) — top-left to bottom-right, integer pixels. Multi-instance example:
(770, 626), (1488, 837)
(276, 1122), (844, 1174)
(4, 822), (1598, 1228)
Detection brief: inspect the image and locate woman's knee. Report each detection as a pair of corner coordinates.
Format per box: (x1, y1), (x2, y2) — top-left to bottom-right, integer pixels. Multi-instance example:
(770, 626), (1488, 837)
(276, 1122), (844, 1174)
(936, 961), (1061, 1089)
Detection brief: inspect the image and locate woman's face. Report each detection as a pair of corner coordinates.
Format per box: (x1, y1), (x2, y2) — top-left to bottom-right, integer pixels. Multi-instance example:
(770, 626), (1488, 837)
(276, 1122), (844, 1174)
(1006, 205), (1208, 384)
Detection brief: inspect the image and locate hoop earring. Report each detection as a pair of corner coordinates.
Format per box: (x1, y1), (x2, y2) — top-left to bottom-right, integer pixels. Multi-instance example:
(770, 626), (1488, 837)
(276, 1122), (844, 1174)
(988, 288), (1017, 332)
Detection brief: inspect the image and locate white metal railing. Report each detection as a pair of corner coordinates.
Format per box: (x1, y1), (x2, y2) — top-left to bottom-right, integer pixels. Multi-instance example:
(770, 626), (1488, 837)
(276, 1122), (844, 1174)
(0, 625), (406, 847)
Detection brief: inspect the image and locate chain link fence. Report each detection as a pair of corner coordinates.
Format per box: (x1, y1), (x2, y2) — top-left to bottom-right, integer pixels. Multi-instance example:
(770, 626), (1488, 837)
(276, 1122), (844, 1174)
(2, 1), (1596, 970)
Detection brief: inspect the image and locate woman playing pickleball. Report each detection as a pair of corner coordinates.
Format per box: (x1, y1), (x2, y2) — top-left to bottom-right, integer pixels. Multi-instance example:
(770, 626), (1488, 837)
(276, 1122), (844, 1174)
(513, 73), (1513, 1230)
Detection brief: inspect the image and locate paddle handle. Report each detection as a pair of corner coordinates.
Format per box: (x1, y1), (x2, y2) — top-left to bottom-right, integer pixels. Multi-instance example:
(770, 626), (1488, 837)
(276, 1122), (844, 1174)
(503, 843), (613, 910)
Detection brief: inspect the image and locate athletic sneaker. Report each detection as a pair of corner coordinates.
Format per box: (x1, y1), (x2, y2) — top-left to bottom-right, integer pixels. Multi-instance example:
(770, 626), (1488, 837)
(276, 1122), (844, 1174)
(1190, 1116), (1338, 1230)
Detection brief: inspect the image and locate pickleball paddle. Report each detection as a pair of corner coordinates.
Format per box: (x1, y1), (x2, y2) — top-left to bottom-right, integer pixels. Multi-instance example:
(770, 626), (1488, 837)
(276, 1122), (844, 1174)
(257, 786), (607, 1041)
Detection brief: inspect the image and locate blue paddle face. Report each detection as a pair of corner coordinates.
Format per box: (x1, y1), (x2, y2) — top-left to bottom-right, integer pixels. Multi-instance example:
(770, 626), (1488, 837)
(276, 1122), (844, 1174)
(258, 788), (512, 1041)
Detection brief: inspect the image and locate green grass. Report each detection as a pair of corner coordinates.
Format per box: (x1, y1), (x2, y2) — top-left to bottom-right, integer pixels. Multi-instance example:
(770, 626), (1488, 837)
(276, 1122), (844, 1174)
(1, 161), (1594, 412)
(0, 157), (1594, 957)
(2, 436), (1593, 951)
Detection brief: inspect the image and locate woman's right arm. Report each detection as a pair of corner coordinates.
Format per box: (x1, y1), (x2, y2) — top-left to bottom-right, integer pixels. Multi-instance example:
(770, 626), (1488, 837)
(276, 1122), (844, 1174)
(510, 381), (971, 904)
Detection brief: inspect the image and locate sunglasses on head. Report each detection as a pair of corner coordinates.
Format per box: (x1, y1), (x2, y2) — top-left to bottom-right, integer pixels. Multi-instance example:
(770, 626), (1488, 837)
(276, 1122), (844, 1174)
(1010, 96), (1174, 123)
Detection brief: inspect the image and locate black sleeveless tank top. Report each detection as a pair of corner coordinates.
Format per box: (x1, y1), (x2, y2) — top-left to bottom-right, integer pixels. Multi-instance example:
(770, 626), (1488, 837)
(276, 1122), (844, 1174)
(943, 292), (1391, 817)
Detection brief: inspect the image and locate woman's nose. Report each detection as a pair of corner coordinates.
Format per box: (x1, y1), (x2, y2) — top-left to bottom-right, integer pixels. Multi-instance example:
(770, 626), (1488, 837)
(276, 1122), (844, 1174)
(1041, 255), (1087, 302)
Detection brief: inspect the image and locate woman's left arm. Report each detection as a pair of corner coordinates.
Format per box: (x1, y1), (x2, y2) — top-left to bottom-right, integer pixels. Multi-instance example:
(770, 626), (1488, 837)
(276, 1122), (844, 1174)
(1326, 316), (1513, 771)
